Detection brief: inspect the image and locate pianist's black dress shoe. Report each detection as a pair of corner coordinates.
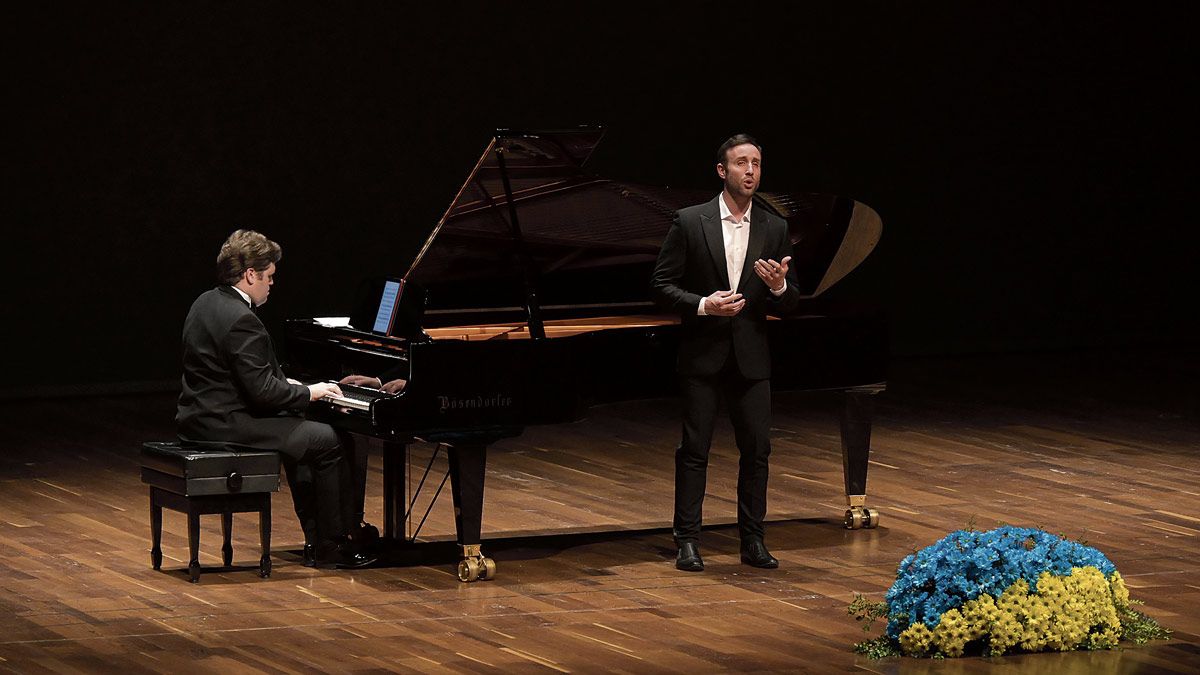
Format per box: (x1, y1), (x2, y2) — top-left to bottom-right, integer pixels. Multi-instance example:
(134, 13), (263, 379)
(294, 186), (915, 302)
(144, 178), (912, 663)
(349, 522), (380, 548)
(302, 543), (316, 568)
(740, 539), (779, 569)
(675, 542), (704, 571)
(314, 541), (378, 570)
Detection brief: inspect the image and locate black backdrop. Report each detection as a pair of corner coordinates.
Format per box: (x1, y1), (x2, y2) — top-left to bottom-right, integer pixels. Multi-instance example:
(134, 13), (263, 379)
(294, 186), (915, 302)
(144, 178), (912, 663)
(7, 3), (1194, 395)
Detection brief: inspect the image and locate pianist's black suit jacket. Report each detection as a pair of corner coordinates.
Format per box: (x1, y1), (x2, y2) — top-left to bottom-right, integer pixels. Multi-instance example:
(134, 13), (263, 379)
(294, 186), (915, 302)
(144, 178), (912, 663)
(651, 195), (801, 379)
(176, 285), (311, 449)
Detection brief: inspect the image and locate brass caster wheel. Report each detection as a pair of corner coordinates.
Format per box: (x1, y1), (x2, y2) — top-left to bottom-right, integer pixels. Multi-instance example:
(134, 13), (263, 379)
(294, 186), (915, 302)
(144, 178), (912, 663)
(188, 562), (201, 583)
(864, 508), (880, 529)
(458, 557), (480, 582)
(479, 557), (497, 581)
(259, 555), (272, 578)
(151, 549), (162, 571)
(845, 509), (864, 530)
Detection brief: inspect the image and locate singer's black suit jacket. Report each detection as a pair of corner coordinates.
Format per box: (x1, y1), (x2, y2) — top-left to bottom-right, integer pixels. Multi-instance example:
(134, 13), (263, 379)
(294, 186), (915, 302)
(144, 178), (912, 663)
(651, 195), (801, 379)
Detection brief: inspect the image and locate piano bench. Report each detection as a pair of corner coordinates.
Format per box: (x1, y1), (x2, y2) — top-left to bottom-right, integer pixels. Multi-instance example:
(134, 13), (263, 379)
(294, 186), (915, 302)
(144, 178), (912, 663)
(140, 441), (281, 583)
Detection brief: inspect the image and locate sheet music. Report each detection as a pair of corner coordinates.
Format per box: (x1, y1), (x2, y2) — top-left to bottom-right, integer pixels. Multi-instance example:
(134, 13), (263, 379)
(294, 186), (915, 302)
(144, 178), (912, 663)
(313, 317), (351, 328)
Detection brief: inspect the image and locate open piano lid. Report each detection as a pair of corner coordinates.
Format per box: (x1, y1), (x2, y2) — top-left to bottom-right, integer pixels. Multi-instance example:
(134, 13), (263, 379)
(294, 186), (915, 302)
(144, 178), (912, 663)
(403, 126), (882, 313)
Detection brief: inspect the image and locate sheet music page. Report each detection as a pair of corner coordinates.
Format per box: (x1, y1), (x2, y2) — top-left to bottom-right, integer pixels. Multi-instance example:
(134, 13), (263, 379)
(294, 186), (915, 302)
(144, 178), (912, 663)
(313, 317), (351, 328)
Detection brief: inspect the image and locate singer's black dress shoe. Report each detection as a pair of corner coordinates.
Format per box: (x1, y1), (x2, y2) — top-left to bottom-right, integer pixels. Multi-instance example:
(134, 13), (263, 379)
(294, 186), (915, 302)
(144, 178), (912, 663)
(740, 539), (779, 569)
(675, 542), (704, 571)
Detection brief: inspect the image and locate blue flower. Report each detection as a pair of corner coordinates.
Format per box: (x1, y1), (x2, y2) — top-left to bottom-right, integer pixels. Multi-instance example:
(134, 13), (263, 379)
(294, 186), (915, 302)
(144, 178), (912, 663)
(883, 526), (1119, 638)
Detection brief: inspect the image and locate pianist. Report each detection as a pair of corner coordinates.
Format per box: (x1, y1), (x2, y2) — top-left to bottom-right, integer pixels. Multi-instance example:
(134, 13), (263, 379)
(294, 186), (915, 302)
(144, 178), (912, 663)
(650, 134), (800, 572)
(176, 229), (375, 569)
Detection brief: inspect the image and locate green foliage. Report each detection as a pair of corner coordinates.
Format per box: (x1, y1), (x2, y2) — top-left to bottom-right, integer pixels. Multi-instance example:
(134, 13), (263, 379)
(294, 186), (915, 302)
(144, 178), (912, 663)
(847, 593), (890, 634)
(1118, 602), (1172, 644)
(853, 635), (900, 659)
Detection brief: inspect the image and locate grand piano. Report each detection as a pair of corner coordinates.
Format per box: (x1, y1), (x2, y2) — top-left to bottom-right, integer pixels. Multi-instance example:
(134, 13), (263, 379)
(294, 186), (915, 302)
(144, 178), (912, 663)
(285, 127), (886, 581)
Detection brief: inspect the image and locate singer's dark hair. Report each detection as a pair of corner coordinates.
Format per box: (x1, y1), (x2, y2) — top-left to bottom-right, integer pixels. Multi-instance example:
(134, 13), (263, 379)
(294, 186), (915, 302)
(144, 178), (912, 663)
(717, 133), (762, 166)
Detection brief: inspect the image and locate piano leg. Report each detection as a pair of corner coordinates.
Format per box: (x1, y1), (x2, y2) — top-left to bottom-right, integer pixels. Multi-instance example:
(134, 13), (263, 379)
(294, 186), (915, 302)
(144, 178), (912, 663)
(841, 385), (884, 529)
(447, 442), (496, 582)
(382, 440), (407, 540)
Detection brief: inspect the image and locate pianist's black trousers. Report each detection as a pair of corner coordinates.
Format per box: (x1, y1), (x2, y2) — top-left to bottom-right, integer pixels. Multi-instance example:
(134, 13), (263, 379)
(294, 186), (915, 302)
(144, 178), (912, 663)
(278, 421), (354, 546)
(673, 357), (772, 546)
(341, 434), (368, 532)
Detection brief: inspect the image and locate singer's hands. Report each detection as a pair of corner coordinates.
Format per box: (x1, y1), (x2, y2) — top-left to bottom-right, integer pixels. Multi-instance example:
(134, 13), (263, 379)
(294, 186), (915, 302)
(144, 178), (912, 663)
(753, 256), (791, 293)
(704, 290), (745, 316)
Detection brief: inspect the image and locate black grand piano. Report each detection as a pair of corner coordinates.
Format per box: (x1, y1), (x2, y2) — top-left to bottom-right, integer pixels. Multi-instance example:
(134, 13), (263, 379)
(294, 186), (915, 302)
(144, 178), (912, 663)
(285, 127), (885, 581)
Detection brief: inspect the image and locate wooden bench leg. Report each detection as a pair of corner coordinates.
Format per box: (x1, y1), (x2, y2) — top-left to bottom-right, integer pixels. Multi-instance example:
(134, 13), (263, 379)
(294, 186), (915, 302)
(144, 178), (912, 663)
(259, 497), (272, 578)
(187, 510), (201, 583)
(221, 512), (233, 567)
(150, 488), (163, 571)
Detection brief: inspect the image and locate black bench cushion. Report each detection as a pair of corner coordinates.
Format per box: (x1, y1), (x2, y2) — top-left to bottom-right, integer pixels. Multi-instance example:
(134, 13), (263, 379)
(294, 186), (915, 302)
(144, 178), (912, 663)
(141, 441), (280, 496)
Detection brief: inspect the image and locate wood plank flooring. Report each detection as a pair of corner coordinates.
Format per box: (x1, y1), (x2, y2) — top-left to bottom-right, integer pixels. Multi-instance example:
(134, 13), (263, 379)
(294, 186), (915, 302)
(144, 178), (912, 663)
(1, 348), (1197, 673)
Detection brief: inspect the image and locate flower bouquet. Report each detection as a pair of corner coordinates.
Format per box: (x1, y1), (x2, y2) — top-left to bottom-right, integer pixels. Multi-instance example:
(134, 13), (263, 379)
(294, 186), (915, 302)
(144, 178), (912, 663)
(849, 526), (1170, 658)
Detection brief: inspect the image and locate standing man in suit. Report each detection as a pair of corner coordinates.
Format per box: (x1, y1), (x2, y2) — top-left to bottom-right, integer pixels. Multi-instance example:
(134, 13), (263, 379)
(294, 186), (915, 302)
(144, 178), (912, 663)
(651, 134), (801, 571)
(177, 229), (375, 569)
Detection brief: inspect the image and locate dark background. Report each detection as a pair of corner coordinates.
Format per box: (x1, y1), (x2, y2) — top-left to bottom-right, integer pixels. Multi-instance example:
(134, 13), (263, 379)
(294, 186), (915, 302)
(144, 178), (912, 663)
(6, 3), (1194, 396)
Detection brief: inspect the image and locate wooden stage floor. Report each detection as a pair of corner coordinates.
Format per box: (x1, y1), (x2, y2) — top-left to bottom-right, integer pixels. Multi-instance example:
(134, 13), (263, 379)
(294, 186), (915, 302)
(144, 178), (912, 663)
(1, 348), (1198, 673)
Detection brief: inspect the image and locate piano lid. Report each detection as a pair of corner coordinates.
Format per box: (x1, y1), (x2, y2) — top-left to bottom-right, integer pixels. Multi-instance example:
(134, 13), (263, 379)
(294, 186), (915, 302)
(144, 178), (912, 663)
(403, 127), (881, 311)
(403, 126), (615, 284)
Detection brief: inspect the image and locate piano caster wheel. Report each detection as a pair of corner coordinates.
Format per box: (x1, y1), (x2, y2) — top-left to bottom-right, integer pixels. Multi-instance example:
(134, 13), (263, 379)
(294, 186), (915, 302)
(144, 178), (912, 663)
(457, 551), (496, 582)
(151, 549), (162, 571)
(458, 558), (481, 582)
(259, 555), (271, 578)
(865, 508), (880, 529)
(845, 509), (862, 530)
(844, 507), (880, 530)
(188, 562), (201, 583)
(480, 557), (497, 581)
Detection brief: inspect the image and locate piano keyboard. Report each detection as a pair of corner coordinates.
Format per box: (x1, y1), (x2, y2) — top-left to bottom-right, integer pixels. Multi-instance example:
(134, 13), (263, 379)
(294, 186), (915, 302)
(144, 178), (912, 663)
(320, 382), (394, 412)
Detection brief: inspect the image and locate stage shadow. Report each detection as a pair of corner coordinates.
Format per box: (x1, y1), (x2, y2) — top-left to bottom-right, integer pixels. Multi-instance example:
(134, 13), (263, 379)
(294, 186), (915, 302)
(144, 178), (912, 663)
(363, 516), (887, 572)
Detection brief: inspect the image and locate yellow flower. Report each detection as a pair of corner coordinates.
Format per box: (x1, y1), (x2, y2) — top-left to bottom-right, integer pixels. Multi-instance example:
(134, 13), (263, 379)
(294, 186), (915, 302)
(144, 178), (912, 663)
(1110, 571), (1130, 607)
(931, 609), (972, 657)
(899, 622), (934, 656)
(885, 560), (1149, 659)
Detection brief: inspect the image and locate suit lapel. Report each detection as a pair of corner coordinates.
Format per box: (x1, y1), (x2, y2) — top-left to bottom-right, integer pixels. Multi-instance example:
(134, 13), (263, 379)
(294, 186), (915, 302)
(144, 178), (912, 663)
(699, 196), (729, 289)
(216, 286), (283, 373)
(738, 203), (769, 293)
(217, 284), (252, 309)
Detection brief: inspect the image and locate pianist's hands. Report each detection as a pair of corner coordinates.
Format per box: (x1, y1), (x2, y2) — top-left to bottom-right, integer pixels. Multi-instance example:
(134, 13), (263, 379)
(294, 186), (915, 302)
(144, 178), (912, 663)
(339, 374), (383, 389)
(307, 381), (344, 402)
(704, 290), (745, 316)
(753, 256), (792, 293)
(380, 379), (407, 394)
(339, 374), (407, 394)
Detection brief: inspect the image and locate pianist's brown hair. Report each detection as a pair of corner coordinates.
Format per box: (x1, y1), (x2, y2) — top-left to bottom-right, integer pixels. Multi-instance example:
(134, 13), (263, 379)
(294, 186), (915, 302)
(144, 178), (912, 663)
(216, 229), (282, 285)
(717, 133), (762, 166)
